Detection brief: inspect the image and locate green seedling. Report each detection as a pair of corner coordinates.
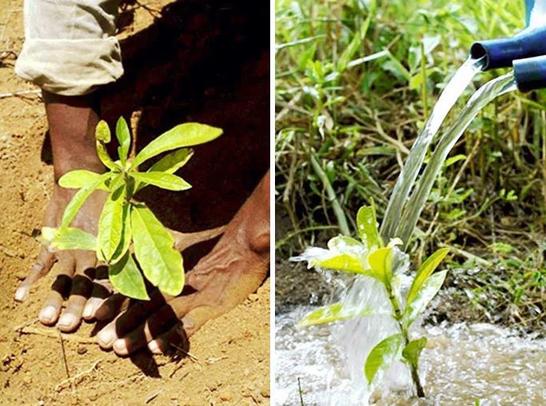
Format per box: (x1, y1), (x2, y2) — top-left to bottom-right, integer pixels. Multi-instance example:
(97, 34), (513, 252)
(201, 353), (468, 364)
(295, 205), (449, 398)
(42, 117), (222, 300)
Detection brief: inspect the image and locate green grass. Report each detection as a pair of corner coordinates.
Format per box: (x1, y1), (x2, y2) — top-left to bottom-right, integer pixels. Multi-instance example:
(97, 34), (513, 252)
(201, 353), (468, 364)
(275, 0), (545, 332)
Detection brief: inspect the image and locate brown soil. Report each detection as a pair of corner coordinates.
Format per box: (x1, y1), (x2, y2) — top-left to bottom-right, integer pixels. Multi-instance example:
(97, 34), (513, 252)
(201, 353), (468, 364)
(0, 0), (270, 404)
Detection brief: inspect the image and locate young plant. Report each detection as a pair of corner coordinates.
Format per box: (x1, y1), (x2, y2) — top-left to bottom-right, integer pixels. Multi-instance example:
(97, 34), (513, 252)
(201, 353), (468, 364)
(42, 117), (222, 300)
(294, 205), (449, 398)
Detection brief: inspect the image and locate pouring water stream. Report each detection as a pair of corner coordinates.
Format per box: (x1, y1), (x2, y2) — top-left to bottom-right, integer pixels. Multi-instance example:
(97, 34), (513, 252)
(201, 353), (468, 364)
(380, 56), (485, 241)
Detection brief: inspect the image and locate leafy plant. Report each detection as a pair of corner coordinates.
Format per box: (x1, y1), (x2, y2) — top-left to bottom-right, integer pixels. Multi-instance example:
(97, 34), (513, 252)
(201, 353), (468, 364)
(42, 117), (222, 300)
(294, 205), (449, 398)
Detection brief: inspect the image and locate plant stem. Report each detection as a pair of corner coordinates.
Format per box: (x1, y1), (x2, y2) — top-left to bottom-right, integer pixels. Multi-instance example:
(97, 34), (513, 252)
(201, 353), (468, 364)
(409, 362), (425, 398)
(386, 281), (426, 398)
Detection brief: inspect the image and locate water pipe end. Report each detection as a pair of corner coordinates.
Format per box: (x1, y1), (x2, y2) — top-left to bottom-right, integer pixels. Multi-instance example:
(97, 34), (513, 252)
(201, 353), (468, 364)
(513, 55), (546, 92)
(470, 42), (489, 68)
(470, 38), (523, 71)
(470, 27), (546, 71)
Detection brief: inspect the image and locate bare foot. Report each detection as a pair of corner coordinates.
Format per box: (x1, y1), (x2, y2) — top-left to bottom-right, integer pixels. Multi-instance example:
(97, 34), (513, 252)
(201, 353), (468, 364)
(95, 172), (270, 355)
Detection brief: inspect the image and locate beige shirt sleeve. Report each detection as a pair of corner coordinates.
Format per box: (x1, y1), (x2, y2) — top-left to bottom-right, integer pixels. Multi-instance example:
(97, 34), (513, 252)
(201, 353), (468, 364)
(15, 0), (124, 96)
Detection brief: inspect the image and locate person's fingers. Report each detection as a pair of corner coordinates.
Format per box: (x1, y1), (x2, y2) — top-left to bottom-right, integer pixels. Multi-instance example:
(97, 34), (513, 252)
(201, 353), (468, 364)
(180, 305), (222, 338)
(91, 293), (127, 321)
(147, 324), (189, 355)
(112, 300), (189, 356)
(15, 248), (55, 302)
(57, 255), (95, 332)
(145, 298), (210, 355)
(96, 291), (166, 350)
(171, 225), (226, 252)
(38, 259), (74, 326)
(82, 279), (113, 321)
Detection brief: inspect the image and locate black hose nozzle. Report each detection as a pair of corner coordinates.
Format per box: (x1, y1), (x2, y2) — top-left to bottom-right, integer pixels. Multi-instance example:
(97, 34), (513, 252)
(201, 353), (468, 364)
(471, 27), (546, 70)
(514, 55), (546, 92)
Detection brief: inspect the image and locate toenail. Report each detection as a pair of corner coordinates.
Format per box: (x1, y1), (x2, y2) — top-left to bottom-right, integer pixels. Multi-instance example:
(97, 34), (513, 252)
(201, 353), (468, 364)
(58, 313), (76, 328)
(39, 306), (56, 323)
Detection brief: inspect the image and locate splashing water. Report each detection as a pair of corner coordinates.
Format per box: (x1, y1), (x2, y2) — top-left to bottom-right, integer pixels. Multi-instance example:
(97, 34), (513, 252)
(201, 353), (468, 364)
(276, 308), (546, 405)
(380, 57), (485, 242)
(396, 72), (517, 244)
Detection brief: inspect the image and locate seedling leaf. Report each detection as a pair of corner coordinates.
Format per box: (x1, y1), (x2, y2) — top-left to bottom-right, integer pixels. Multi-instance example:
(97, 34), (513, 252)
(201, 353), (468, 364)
(95, 121), (118, 171)
(356, 205), (383, 250)
(131, 205), (184, 296)
(367, 247), (393, 284)
(60, 173), (110, 230)
(45, 227), (97, 251)
(131, 172), (191, 191)
(403, 270), (447, 328)
(364, 333), (403, 384)
(148, 148), (194, 174)
(109, 252), (149, 300)
(96, 120), (111, 143)
(111, 203), (132, 264)
(313, 253), (367, 274)
(299, 302), (378, 327)
(406, 248), (449, 305)
(115, 116), (131, 165)
(97, 186), (128, 263)
(59, 169), (108, 191)
(131, 123), (222, 168)
(402, 337), (427, 368)
(327, 235), (364, 253)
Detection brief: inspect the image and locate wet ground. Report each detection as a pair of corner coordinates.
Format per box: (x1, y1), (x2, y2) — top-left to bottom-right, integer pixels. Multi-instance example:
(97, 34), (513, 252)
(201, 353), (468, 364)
(275, 306), (546, 405)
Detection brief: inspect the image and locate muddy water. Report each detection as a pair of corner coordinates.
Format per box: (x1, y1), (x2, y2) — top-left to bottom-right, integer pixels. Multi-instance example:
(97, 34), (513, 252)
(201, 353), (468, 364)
(275, 307), (546, 405)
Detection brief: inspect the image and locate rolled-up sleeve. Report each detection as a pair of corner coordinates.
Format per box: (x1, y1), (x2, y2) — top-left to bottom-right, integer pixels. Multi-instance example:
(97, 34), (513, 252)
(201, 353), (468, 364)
(15, 0), (124, 96)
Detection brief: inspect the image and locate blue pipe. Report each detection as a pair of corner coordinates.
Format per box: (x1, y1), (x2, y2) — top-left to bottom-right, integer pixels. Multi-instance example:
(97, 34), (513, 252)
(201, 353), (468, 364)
(470, 0), (546, 70)
(513, 55), (546, 91)
(470, 27), (546, 70)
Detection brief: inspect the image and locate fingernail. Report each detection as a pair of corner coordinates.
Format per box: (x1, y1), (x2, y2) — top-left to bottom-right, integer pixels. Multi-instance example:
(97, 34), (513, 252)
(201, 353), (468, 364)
(39, 306), (57, 323)
(58, 313), (77, 329)
(82, 302), (94, 319)
(14, 287), (27, 302)
(113, 339), (128, 355)
(97, 329), (115, 347)
(148, 340), (161, 354)
(181, 317), (194, 329)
